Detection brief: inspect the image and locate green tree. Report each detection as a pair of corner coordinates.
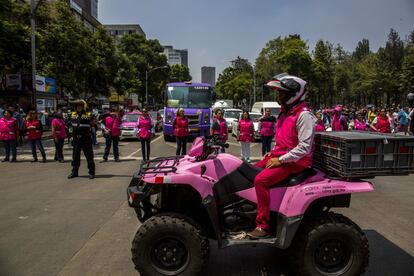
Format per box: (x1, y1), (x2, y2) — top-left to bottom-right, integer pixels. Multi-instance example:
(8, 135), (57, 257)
(215, 57), (253, 107)
(38, 0), (96, 97)
(0, 0), (31, 74)
(118, 33), (168, 104)
(255, 35), (313, 102)
(312, 40), (335, 106)
(399, 30), (414, 97)
(169, 64), (191, 82)
(353, 38), (370, 60)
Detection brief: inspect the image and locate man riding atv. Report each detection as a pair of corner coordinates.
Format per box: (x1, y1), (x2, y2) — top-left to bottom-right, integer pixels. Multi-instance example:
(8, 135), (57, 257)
(248, 73), (316, 239)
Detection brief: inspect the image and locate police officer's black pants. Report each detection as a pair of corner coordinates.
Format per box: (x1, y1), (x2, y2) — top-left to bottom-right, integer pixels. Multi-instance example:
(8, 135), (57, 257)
(140, 138), (151, 161)
(104, 136), (119, 159)
(72, 135), (95, 175)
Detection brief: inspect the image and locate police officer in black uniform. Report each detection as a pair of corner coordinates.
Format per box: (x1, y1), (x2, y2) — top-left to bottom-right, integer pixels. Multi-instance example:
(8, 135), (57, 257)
(68, 100), (95, 179)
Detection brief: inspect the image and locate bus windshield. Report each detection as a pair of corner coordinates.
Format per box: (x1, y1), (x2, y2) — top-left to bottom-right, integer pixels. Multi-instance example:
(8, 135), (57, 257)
(166, 86), (211, 108)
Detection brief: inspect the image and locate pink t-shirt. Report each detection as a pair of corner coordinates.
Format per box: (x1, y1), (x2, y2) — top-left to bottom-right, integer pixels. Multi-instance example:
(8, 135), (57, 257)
(52, 118), (67, 139)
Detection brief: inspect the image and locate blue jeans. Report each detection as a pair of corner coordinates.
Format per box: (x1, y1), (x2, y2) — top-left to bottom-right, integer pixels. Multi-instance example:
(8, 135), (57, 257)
(3, 140), (17, 160)
(30, 139), (46, 160)
(261, 136), (273, 156)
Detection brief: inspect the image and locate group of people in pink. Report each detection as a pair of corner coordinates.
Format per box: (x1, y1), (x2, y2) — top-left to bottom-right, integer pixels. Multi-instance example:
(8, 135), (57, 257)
(314, 104), (413, 135)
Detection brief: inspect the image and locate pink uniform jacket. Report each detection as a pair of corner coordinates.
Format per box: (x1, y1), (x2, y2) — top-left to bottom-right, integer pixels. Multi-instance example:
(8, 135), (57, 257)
(315, 120), (325, 132)
(0, 117), (19, 141)
(271, 102), (312, 168)
(51, 118), (67, 139)
(259, 120), (275, 137)
(212, 117), (228, 142)
(105, 115), (121, 137)
(26, 119), (43, 140)
(238, 119), (254, 142)
(138, 115), (152, 139)
(174, 116), (189, 137)
(353, 119), (367, 131)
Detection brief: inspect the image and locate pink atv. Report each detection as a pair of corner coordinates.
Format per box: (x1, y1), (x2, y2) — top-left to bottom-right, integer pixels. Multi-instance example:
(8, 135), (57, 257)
(127, 137), (373, 276)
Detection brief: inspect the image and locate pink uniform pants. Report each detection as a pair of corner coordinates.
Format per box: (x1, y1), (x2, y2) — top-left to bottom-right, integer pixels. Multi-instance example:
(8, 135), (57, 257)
(254, 155), (305, 230)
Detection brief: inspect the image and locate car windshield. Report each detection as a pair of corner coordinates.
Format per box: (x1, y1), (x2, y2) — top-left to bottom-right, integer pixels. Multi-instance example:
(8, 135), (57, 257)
(224, 110), (241, 119)
(166, 86), (211, 108)
(123, 114), (139, 122)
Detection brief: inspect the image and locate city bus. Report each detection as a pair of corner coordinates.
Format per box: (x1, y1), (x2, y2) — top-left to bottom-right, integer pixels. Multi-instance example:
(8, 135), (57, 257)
(163, 82), (212, 142)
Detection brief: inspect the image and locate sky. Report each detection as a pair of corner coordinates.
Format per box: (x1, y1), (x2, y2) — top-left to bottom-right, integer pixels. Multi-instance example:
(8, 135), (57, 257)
(98, 0), (414, 82)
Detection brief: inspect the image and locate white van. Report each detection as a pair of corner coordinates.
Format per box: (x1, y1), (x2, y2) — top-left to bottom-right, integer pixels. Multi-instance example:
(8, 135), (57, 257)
(251, 102), (281, 116)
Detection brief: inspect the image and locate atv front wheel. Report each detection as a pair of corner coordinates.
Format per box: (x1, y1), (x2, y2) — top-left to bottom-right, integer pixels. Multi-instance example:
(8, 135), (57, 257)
(289, 212), (369, 276)
(131, 215), (209, 276)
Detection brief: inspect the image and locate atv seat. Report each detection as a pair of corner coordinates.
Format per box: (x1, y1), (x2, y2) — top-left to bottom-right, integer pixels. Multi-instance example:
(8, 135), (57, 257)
(237, 161), (316, 187)
(275, 168), (316, 187)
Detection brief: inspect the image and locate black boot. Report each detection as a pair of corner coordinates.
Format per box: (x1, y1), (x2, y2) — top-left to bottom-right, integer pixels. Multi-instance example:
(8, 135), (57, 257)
(67, 172), (78, 179)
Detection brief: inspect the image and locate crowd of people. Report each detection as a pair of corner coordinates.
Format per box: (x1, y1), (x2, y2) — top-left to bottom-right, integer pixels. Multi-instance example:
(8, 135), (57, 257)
(1, 100), (413, 177)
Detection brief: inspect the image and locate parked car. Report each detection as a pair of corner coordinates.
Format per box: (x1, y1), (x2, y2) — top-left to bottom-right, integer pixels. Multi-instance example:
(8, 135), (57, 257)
(120, 112), (141, 140)
(223, 108), (242, 132)
(232, 112), (262, 140)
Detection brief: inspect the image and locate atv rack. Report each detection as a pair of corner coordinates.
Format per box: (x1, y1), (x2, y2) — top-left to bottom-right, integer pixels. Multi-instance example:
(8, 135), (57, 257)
(139, 156), (179, 175)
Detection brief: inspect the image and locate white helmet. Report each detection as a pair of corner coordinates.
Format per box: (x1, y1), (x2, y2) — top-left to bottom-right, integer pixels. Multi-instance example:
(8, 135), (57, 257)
(266, 73), (307, 106)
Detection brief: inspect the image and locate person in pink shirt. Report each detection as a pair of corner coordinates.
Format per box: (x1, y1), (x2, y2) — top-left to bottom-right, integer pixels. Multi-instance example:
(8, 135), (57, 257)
(353, 112), (367, 131)
(0, 110), (19, 162)
(103, 109), (122, 162)
(237, 110), (254, 162)
(51, 112), (68, 162)
(138, 108), (153, 161)
(247, 73), (316, 239)
(314, 111), (326, 132)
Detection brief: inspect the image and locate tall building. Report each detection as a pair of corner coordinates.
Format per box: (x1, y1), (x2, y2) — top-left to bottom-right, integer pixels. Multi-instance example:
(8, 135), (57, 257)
(201, 66), (216, 86)
(104, 24), (146, 43)
(68, 0), (100, 31)
(163, 46), (188, 67)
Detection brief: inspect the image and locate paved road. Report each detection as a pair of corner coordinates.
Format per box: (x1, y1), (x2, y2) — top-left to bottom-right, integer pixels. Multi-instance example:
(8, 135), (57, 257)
(0, 134), (413, 275)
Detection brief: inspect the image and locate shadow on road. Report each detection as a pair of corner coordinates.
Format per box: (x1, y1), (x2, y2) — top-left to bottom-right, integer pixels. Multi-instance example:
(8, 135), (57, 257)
(79, 174), (132, 179)
(206, 230), (414, 276)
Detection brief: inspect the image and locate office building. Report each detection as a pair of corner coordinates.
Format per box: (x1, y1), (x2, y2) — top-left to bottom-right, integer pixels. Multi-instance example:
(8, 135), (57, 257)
(201, 66), (216, 86)
(69, 0), (100, 31)
(163, 46), (188, 67)
(104, 24), (146, 43)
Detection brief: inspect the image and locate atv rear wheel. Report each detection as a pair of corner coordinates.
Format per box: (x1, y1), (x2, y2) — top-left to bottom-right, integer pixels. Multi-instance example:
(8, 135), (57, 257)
(289, 212), (369, 276)
(131, 215), (209, 276)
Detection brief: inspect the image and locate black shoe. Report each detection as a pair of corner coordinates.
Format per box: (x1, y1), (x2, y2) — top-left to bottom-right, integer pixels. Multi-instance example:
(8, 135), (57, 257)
(31, 159), (38, 163)
(10, 159), (16, 163)
(59, 160), (64, 163)
(89, 174), (95, 179)
(102, 157), (108, 162)
(2, 158), (10, 162)
(115, 158), (120, 162)
(67, 173), (78, 179)
(42, 158), (47, 163)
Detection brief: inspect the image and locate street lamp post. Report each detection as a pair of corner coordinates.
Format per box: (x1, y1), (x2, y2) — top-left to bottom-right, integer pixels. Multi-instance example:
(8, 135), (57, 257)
(145, 66), (169, 105)
(253, 65), (256, 105)
(30, 0), (43, 111)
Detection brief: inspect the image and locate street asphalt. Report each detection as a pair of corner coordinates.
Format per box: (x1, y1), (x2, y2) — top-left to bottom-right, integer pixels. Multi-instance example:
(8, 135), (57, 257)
(0, 133), (413, 276)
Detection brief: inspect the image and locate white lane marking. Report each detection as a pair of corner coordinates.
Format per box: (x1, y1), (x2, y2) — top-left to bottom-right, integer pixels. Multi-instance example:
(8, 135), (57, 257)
(127, 134), (165, 158)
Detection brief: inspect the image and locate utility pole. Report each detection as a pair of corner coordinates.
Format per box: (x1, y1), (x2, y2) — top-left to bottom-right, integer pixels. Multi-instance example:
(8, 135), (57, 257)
(30, 0), (43, 111)
(253, 65), (256, 104)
